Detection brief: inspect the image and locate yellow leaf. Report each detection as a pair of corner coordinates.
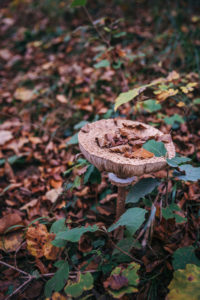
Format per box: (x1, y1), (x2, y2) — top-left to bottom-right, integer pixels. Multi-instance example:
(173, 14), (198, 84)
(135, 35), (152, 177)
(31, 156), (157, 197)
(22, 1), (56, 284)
(0, 231), (23, 252)
(156, 89), (178, 102)
(166, 70), (180, 81)
(177, 101), (185, 107)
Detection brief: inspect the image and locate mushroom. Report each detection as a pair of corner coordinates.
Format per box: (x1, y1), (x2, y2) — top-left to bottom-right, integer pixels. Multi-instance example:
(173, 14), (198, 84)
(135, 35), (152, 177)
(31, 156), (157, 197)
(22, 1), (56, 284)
(78, 119), (175, 221)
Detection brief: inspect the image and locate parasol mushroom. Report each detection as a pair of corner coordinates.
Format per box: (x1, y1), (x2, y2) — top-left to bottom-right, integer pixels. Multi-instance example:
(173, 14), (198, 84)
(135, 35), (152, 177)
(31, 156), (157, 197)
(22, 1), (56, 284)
(78, 119), (175, 221)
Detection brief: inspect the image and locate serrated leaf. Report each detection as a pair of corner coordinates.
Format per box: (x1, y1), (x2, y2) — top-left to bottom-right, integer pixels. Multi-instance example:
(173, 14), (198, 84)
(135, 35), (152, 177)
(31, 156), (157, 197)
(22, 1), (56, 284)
(143, 139), (167, 157)
(126, 178), (159, 204)
(55, 225), (99, 242)
(167, 156), (191, 167)
(71, 0), (87, 7)
(108, 208), (146, 234)
(167, 264), (200, 300)
(65, 272), (93, 297)
(173, 246), (200, 270)
(94, 59), (110, 69)
(45, 260), (69, 298)
(178, 164), (200, 182)
(164, 114), (185, 125)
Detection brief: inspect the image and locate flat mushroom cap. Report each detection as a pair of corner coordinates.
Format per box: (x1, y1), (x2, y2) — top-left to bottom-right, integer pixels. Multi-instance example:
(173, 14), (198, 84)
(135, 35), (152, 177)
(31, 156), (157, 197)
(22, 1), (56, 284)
(78, 119), (175, 178)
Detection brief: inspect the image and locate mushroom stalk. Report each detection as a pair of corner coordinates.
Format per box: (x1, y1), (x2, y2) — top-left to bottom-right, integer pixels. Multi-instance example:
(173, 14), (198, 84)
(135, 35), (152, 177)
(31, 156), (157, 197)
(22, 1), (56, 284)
(116, 186), (126, 221)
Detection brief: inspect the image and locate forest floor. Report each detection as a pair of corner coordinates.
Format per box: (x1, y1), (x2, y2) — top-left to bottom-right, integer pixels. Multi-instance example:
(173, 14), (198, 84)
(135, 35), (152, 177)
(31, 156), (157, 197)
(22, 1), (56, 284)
(0, 1), (200, 299)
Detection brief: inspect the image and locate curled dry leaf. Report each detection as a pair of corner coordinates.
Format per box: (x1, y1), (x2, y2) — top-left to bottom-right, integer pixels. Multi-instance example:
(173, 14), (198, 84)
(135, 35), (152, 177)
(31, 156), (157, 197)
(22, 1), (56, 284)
(26, 224), (60, 260)
(14, 87), (36, 102)
(130, 148), (154, 159)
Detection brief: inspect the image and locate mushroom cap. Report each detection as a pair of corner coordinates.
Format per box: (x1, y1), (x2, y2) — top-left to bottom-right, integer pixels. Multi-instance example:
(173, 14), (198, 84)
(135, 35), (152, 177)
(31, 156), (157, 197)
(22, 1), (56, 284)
(78, 119), (175, 178)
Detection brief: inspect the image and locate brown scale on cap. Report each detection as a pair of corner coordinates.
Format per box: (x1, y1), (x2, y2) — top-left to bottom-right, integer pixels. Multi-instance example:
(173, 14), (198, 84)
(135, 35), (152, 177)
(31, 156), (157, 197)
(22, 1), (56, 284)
(78, 119), (175, 179)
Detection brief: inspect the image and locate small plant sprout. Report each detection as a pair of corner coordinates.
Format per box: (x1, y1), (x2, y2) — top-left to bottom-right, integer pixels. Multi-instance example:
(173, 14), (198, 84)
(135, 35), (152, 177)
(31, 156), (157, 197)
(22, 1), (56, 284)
(78, 119), (175, 221)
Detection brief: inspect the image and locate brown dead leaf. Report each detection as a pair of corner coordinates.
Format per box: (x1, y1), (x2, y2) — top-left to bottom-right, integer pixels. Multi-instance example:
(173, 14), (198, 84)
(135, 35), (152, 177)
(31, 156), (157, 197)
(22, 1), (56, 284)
(131, 148), (154, 159)
(155, 88), (178, 102)
(104, 274), (129, 290)
(20, 199), (38, 211)
(0, 130), (13, 146)
(0, 49), (12, 60)
(0, 231), (23, 252)
(0, 213), (22, 234)
(50, 178), (63, 189)
(166, 70), (180, 81)
(26, 224), (60, 260)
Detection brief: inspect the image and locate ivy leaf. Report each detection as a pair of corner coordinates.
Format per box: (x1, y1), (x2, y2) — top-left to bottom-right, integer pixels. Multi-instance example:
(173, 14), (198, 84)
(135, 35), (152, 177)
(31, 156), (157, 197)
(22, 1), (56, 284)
(108, 208), (146, 234)
(126, 178), (159, 203)
(177, 165), (200, 182)
(167, 156), (191, 167)
(167, 264), (200, 300)
(143, 139), (167, 157)
(173, 246), (200, 270)
(65, 272), (93, 297)
(55, 225), (99, 242)
(94, 59), (110, 69)
(44, 260), (69, 298)
(71, 0), (87, 7)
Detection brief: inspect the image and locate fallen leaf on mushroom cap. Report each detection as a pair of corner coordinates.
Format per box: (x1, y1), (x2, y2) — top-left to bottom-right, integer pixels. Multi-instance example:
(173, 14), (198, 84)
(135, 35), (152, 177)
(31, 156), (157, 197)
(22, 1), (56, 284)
(26, 224), (60, 260)
(0, 130), (13, 146)
(130, 148), (154, 159)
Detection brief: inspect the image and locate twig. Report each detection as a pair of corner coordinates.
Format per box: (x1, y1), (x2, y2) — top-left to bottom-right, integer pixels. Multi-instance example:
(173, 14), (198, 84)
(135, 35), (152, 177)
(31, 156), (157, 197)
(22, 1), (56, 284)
(0, 260), (29, 276)
(109, 239), (143, 265)
(83, 6), (110, 47)
(165, 166), (170, 206)
(5, 277), (32, 300)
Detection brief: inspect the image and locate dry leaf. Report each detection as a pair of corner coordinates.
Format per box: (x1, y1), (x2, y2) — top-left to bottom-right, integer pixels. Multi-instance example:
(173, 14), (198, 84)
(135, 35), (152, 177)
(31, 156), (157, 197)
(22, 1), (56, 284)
(14, 87), (36, 102)
(166, 71), (180, 81)
(155, 89), (178, 102)
(109, 145), (132, 153)
(56, 94), (68, 104)
(131, 148), (154, 159)
(20, 199), (38, 211)
(0, 213), (22, 234)
(0, 231), (23, 252)
(45, 188), (63, 203)
(26, 224), (60, 260)
(0, 49), (12, 60)
(0, 130), (13, 146)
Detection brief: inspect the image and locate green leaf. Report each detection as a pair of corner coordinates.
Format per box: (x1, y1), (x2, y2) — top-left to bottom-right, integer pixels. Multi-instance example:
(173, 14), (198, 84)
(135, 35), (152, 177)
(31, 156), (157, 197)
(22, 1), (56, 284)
(106, 262), (140, 298)
(67, 133), (78, 145)
(94, 59), (110, 69)
(71, 0), (87, 7)
(167, 156), (191, 167)
(164, 114), (185, 125)
(108, 208), (146, 234)
(173, 246), (200, 270)
(143, 139), (167, 157)
(126, 178), (159, 204)
(44, 260), (69, 298)
(114, 79), (163, 111)
(178, 164), (200, 182)
(142, 99), (161, 112)
(50, 218), (67, 234)
(162, 204), (186, 224)
(193, 98), (200, 105)
(65, 272), (93, 297)
(84, 164), (101, 184)
(167, 264), (200, 300)
(113, 238), (141, 257)
(55, 225), (99, 242)
(74, 120), (88, 130)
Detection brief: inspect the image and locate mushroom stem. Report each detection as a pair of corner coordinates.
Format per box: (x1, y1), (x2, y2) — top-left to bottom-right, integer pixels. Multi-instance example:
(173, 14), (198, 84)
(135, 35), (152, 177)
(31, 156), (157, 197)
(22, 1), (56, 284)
(116, 186), (126, 221)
